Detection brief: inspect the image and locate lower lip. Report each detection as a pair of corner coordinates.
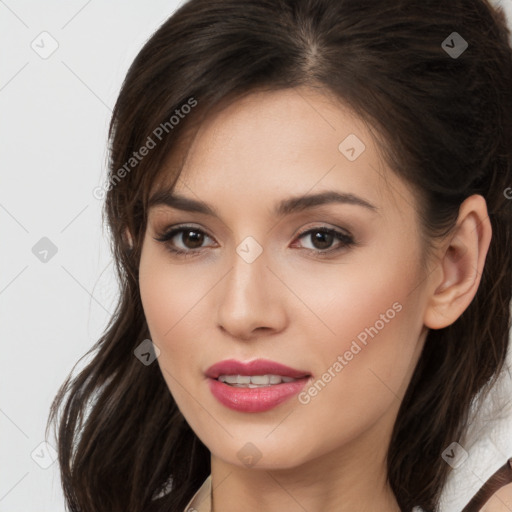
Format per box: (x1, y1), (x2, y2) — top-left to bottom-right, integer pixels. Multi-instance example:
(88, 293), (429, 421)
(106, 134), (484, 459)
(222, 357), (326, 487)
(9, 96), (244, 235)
(207, 377), (310, 412)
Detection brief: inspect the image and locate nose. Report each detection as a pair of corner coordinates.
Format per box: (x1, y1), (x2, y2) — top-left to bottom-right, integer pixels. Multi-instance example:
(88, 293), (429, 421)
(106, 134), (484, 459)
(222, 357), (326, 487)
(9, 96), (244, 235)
(216, 247), (288, 341)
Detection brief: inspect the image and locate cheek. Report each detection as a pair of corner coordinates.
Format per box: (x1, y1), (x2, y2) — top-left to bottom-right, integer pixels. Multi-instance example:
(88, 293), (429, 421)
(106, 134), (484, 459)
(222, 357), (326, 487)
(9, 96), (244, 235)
(139, 240), (209, 332)
(292, 240), (425, 420)
(138, 241), (216, 387)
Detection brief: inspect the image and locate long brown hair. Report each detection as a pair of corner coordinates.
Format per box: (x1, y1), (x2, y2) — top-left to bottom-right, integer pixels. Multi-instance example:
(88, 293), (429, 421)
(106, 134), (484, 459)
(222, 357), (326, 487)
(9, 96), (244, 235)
(47, 1), (512, 510)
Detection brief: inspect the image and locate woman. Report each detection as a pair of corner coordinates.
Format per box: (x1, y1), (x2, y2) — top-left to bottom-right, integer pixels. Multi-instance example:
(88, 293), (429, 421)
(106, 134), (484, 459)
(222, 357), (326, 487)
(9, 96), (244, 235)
(47, 0), (512, 510)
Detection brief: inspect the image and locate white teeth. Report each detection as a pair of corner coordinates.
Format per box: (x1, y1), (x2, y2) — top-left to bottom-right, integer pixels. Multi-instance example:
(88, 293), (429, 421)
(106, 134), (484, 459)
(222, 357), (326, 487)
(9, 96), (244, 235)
(217, 374), (299, 386)
(250, 375), (270, 385)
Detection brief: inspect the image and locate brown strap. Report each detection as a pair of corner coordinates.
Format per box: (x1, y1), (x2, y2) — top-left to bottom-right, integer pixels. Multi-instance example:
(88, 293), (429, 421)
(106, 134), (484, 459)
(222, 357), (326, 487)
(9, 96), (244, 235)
(461, 457), (512, 512)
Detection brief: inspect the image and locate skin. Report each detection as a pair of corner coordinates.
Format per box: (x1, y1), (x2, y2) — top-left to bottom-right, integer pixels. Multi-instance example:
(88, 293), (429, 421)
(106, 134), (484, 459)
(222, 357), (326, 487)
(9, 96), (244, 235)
(138, 86), (492, 512)
(480, 482), (512, 512)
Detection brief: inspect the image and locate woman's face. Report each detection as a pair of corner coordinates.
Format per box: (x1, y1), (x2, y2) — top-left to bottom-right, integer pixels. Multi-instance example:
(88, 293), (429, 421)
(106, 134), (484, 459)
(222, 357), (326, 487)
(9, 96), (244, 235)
(139, 87), (432, 471)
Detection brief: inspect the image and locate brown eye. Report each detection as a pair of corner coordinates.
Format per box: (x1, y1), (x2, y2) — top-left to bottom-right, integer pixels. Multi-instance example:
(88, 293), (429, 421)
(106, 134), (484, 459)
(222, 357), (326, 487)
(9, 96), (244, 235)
(154, 225), (216, 255)
(180, 229), (205, 249)
(309, 230), (335, 250)
(295, 227), (354, 253)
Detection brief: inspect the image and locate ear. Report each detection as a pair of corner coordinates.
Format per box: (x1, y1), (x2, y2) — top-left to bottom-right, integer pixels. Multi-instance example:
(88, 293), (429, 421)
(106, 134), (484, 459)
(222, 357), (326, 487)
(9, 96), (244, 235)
(423, 194), (492, 330)
(123, 227), (134, 249)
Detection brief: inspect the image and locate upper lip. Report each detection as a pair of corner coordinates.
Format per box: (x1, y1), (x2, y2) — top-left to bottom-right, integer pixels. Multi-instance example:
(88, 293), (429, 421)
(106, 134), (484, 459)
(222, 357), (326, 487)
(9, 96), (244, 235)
(205, 358), (311, 379)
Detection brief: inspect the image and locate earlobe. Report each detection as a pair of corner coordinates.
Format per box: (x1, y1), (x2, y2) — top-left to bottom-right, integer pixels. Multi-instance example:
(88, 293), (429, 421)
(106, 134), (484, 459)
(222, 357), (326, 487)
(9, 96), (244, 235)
(423, 195), (492, 330)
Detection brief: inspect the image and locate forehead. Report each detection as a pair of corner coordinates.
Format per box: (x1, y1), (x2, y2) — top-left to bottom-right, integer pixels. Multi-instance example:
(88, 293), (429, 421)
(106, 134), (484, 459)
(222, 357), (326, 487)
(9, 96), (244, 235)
(152, 87), (416, 220)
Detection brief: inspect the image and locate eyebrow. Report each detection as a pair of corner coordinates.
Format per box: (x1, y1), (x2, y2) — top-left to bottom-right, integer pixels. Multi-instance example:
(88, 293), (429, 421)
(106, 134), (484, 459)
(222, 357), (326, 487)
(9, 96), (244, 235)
(148, 189), (379, 217)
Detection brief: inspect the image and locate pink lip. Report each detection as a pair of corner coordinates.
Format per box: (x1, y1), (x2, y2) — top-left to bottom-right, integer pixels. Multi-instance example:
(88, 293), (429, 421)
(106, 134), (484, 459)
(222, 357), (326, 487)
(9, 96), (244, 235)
(205, 358), (310, 379)
(205, 358), (311, 413)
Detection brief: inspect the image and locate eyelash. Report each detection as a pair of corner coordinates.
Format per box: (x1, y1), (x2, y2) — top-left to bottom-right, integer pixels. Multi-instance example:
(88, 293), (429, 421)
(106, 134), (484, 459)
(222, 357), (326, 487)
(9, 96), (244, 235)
(154, 224), (356, 259)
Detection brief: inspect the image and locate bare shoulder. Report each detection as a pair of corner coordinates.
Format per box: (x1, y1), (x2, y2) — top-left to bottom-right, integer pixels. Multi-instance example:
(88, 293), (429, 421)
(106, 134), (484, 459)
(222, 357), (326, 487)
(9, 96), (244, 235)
(479, 481), (512, 512)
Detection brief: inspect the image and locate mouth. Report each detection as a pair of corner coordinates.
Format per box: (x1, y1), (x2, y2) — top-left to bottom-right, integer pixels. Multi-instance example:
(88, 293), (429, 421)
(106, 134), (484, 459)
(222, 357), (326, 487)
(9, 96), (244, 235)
(205, 359), (312, 412)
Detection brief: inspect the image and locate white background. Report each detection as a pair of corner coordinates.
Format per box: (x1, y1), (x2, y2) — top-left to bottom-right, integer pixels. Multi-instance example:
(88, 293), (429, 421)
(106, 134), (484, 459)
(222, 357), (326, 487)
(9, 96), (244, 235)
(1, 1), (511, 511)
